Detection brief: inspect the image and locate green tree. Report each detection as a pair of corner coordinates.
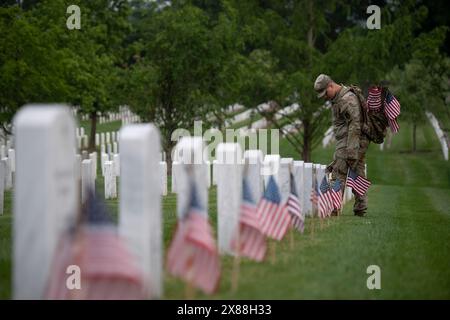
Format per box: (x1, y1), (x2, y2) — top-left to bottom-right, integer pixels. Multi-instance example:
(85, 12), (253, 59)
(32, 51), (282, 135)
(123, 3), (240, 165)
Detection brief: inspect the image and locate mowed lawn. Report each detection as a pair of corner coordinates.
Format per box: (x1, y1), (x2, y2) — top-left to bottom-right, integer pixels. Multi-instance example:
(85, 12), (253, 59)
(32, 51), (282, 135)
(0, 120), (449, 299)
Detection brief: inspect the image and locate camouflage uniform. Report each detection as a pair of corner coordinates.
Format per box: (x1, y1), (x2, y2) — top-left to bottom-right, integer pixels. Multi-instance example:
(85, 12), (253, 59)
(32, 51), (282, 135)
(329, 86), (369, 215)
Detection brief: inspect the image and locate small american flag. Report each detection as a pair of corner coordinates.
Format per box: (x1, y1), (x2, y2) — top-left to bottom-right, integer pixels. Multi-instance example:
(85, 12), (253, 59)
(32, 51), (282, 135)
(230, 178), (267, 262)
(385, 91), (401, 133)
(330, 178), (343, 211)
(319, 176), (333, 218)
(167, 182), (220, 294)
(346, 168), (371, 196)
(257, 175), (291, 241)
(367, 86), (383, 111)
(287, 173), (304, 233)
(46, 192), (146, 300)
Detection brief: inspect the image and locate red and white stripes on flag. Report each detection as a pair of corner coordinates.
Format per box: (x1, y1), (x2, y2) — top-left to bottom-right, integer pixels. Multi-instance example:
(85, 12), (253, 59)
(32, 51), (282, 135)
(385, 91), (401, 133)
(347, 168), (371, 196)
(287, 193), (304, 232)
(167, 211), (220, 295)
(368, 86), (401, 133)
(367, 86), (383, 111)
(257, 176), (291, 241)
(287, 173), (304, 232)
(231, 200), (267, 262)
(46, 226), (146, 300)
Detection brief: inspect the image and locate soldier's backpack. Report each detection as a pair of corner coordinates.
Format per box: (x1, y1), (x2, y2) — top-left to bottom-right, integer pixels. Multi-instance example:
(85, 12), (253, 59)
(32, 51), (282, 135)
(348, 85), (389, 144)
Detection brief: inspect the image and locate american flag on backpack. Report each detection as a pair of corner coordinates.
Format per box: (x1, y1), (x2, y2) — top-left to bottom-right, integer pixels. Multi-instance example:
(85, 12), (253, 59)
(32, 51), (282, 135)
(367, 86), (383, 111)
(257, 175), (291, 241)
(230, 178), (267, 262)
(286, 173), (304, 233)
(385, 91), (401, 133)
(367, 86), (401, 133)
(346, 168), (371, 196)
(167, 181), (220, 294)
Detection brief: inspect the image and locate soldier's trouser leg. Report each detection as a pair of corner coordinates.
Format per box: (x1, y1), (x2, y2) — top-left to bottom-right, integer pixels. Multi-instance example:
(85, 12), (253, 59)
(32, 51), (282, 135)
(353, 154), (368, 214)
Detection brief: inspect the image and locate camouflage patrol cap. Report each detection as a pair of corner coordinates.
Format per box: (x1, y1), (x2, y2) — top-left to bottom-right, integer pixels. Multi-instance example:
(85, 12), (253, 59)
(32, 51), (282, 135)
(314, 74), (333, 98)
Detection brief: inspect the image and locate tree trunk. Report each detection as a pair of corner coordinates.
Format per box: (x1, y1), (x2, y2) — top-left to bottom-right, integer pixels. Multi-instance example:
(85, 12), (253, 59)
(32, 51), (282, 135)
(89, 111), (97, 152)
(412, 123), (417, 153)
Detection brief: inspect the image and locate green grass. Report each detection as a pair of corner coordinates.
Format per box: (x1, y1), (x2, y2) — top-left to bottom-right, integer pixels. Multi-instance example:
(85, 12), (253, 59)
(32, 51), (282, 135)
(0, 121), (449, 299)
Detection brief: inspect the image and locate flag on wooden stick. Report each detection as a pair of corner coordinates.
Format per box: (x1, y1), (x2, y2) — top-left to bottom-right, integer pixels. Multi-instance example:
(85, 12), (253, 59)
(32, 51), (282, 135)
(346, 168), (371, 196)
(230, 178), (267, 262)
(46, 191), (146, 300)
(286, 173), (304, 233)
(257, 176), (291, 241)
(167, 181), (220, 295)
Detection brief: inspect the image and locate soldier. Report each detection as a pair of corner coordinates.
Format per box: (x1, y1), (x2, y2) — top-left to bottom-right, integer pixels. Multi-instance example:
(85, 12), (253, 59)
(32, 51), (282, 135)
(314, 74), (369, 217)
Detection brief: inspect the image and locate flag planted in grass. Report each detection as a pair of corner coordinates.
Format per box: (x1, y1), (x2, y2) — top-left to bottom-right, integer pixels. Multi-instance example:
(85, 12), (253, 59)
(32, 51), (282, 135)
(167, 182), (220, 295)
(46, 192), (146, 300)
(347, 169), (371, 196)
(230, 178), (267, 262)
(257, 175), (291, 241)
(319, 176), (333, 218)
(287, 173), (304, 233)
(330, 178), (343, 211)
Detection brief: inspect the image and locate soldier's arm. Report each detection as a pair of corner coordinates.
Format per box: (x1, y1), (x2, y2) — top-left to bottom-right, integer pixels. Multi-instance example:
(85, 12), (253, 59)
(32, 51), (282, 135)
(343, 94), (361, 160)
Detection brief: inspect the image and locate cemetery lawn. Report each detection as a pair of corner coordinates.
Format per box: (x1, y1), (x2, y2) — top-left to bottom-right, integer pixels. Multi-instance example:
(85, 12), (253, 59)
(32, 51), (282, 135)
(0, 121), (449, 299)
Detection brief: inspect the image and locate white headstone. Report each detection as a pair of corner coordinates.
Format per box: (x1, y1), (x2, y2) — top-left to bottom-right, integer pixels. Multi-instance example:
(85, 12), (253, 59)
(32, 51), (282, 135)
(174, 137), (208, 218)
(103, 161), (117, 199)
(100, 144), (106, 154)
(80, 127), (85, 137)
(0, 145), (6, 159)
(101, 153), (109, 175)
(89, 152), (97, 181)
(75, 154), (81, 180)
(8, 149), (16, 172)
(292, 160), (304, 210)
(13, 104), (77, 299)
(216, 143), (242, 255)
(106, 132), (111, 144)
(95, 133), (100, 146)
(2, 157), (12, 190)
(83, 135), (89, 148)
(100, 132), (105, 145)
(81, 159), (93, 203)
(243, 150), (264, 202)
(159, 161), (167, 196)
(119, 124), (163, 298)
(303, 162), (313, 216)
(262, 154), (281, 186)
(113, 142), (118, 154)
(113, 153), (120, 177)
(279, 158), (293, 204)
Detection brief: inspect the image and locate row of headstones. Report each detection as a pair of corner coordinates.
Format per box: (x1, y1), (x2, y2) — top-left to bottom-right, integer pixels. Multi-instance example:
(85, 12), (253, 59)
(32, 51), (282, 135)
(12, 104), (356, 299)
(77, 108), (140, 124)
(0, 146), (15, 215)
(13, 105), (167, 299)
